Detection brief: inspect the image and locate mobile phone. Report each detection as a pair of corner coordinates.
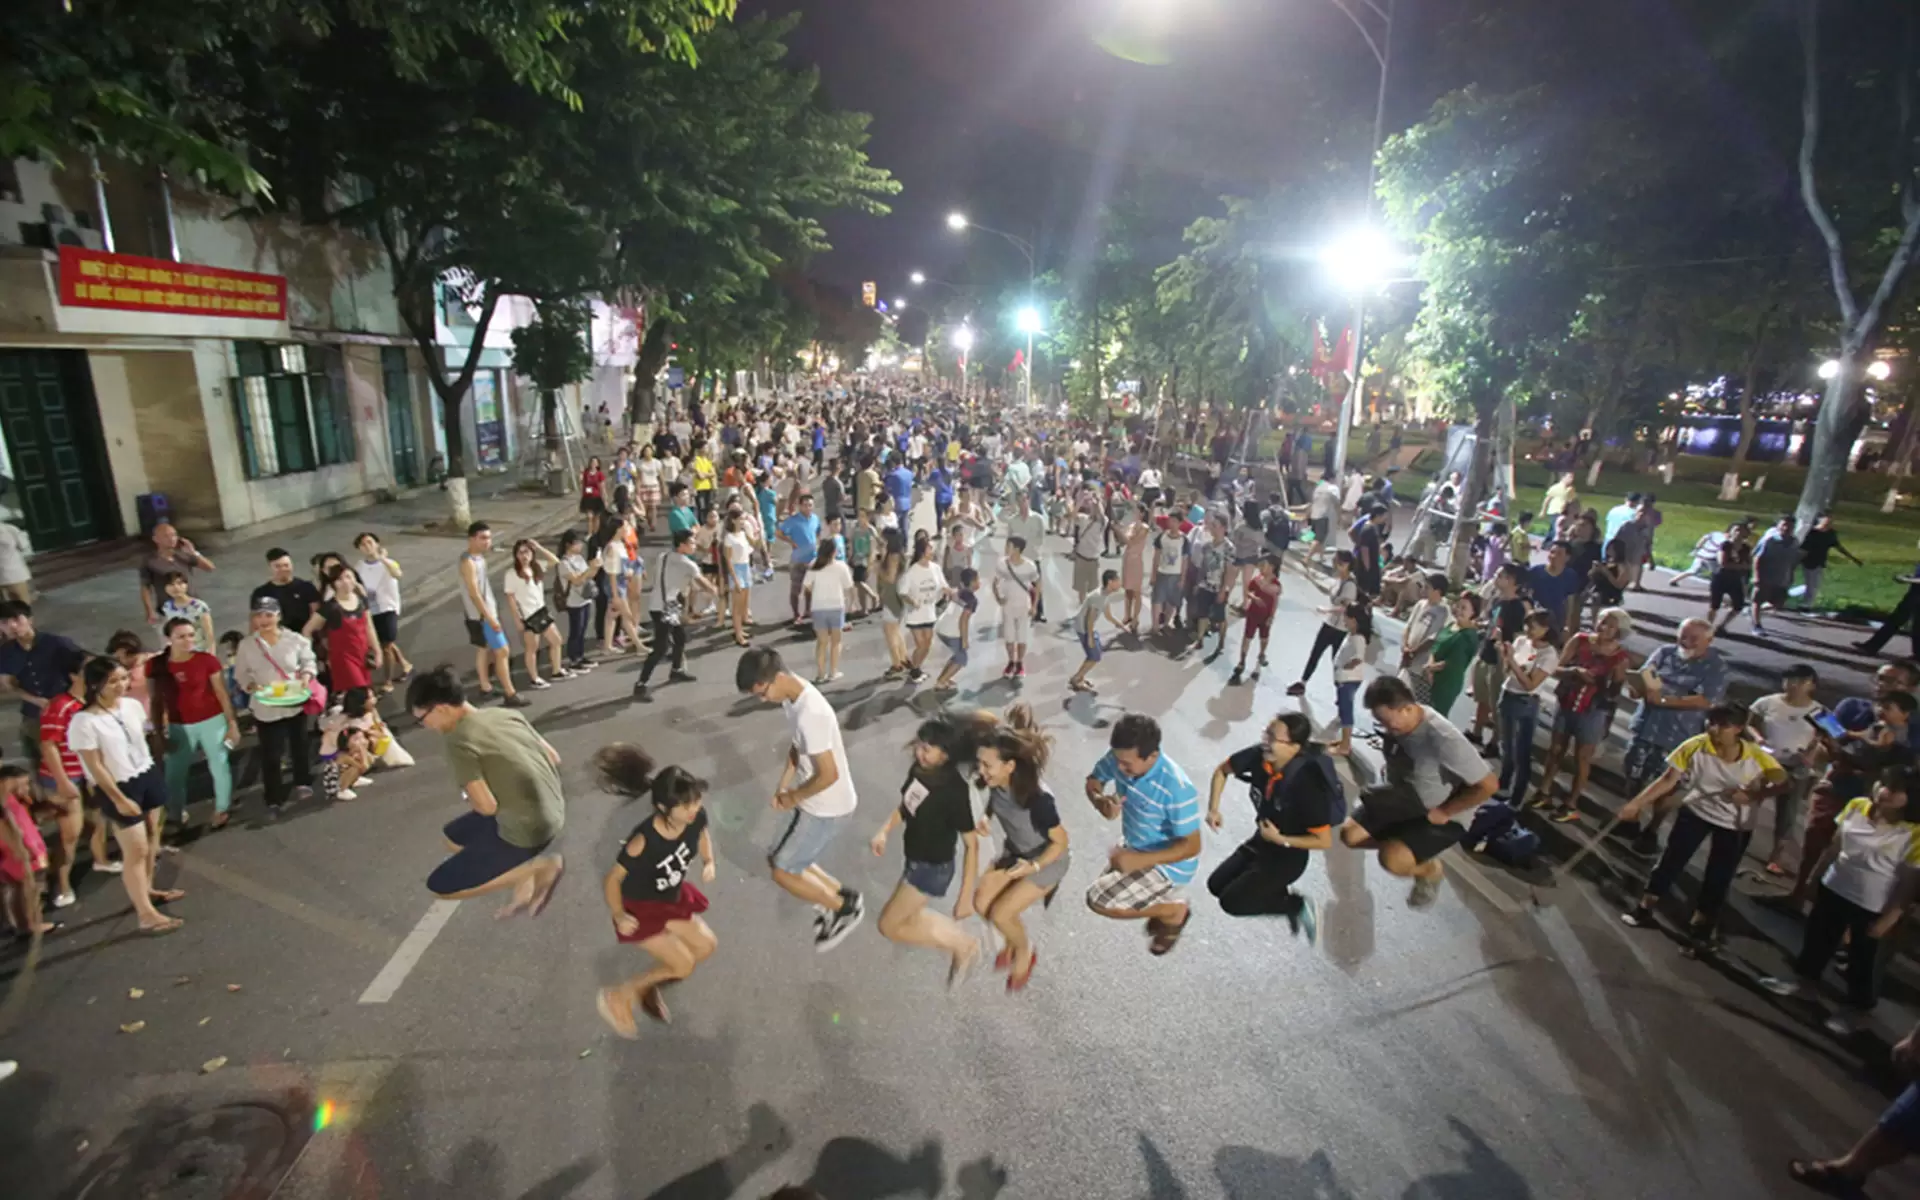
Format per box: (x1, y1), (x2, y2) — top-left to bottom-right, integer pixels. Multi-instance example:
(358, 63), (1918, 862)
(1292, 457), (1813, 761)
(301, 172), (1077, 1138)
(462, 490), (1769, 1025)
(1809, 711), (1847, 739)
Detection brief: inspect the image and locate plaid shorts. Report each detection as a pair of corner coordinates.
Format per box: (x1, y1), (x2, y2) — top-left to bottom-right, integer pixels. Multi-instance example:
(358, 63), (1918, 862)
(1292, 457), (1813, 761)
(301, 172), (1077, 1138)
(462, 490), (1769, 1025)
(1085, 865), (1180, 912)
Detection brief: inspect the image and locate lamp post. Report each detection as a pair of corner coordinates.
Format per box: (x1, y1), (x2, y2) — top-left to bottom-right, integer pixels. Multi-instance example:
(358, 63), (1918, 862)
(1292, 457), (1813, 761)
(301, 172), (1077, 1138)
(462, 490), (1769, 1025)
(952, 325), (975, 403)
(947, 212), (1039, 406)
(1326, 0), (1397, 480)
(1015, 306), (1043, 410)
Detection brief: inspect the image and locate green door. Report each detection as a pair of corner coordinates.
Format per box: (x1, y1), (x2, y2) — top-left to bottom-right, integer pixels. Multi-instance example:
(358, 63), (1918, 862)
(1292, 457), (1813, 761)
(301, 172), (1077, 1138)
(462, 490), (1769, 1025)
(0, 350), (117, 551)
(381, 347), (420, 487)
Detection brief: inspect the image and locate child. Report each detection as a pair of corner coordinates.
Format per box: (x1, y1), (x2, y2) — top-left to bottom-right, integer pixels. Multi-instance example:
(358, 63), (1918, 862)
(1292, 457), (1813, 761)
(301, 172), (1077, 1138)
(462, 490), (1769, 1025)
(316, 686), (378, 802)
(1495, 609), (1559, 802)
(1749, 664), (1823, 876)
(1330, 603), (1378, 756)
(1150, 514), (1188, 633)
(594, 745), (716, 1036)
(932, 567), (978, 692)
(1229, 556), (1282, 686)
(1288, 550), (1358, 697)
(1377, 554), (1423, 618)
(1482, 522), (1510, 582)
(1507, 514), (1534, 567)
(849, 511), (879, 617)
(0, 765), (55, 937)
(1067, 569), (1123, 694)
(217, 629), (251, 714)
(159, 572), (215, 652)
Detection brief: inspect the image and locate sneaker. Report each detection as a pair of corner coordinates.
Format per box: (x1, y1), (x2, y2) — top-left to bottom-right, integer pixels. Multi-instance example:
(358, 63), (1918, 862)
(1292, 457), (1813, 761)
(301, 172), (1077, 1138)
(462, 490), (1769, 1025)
(1823, 1012), (1859, 1037)
(883, 665), (905, 680)
(502, 693), (533, 709)
(830, 671), (844, 681)
(1297, 895), (1319, 946)
(1228, 668), (1244, 686)
(290, 786), (315, 804)
(632, 684), (654, 703)
(908, 668), (928, 684)
(1619, 906), (1658, 929)
(1408, 875), (1442, 909)
(1002, 663), (1015, 678)
(529, 677), (552, 690)
(337, 788), (358, 801)
(815, 893), (865, 952)
(95, 860), (124, 875)
(668, 669), (697, 684)
(1015, 663), (1026, 678)
(51, 891), (75, 909)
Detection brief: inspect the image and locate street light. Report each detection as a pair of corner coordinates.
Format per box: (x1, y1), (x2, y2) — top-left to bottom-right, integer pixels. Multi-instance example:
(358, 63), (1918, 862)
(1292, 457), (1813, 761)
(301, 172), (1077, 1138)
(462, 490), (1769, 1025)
(1015, 305), (1043, 410)
(946, 211), (969, 232)
(910, 271), (926, 285)
(893, 297), (907, 309)
(952, 325), (975, 402)
(1819, 359), (1842, 380)
(947, 209), (1041, 404)
(1320, 227), (1407, 294)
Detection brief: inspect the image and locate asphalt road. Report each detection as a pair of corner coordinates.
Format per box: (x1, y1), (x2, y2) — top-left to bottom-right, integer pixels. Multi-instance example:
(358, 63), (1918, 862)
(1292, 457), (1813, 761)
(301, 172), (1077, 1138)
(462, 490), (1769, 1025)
(4, 495), (1917, 1200)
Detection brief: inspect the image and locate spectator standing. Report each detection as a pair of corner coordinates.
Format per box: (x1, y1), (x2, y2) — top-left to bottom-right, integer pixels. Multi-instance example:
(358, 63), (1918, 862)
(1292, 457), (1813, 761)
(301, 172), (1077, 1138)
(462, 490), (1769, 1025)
(137, 522), (215, 628)
(150, 617), (240, 832)
(233, 597), (317, 815)
(354, 533), (412, 693)
(250, 549), (323, 639)
(1749, 513), (1799, 635)
(1614, 619), (1730, 857)
(0, 601), (82, 764)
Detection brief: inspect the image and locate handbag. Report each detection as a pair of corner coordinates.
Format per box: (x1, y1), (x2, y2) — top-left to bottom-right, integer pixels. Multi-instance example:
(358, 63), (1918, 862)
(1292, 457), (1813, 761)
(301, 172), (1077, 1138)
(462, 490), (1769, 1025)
(524, 607), (555, 634)
(256, 634), (327, 716)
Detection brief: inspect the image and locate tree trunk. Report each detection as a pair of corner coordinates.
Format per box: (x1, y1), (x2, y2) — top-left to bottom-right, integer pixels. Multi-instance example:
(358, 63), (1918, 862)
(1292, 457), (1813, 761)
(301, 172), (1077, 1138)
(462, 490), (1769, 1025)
(541, 387), (566, 495)
(1446, 406), (1498, 587)
(1794, 348), (1871, 530)
(627, 319), (673, 439)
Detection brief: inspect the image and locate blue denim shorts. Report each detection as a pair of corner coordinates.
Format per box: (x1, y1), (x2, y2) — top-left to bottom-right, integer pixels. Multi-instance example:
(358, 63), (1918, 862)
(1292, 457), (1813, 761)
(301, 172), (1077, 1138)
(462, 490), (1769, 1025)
(770, 808), (845, 873)
(1079, 631), (1103, 662)
(1553, 704), (1610, 747)
(812, 608), (845, 633)
(940, 633), (968, 666)
(731, 563), (752, 589)
(903, 857), (956, 897)
(1882, 1083), (1920, 1154)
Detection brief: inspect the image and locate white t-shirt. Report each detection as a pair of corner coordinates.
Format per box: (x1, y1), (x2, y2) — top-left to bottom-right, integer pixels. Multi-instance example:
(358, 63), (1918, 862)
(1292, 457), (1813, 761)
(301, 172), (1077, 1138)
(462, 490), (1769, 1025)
(1665, 735), (1784, 833)
(1154, 530), (1185, 575)
(806, 560), (854, 611)
(908, 434), (927, 460)
(723, 530), (753, 567)
(636, 459), (663, 489)
(358, 556), (402, 615)
(785, 680), (857, 817)
(1138, 467), (1161, 490)
(1501, 637), (1559, 696)
(560, 554), (594, 609)
(1334, 633), (1378, 684)
(1823, 797), (1920, 911)
(900, 561), (947, 626)
(997, 557), (1039, 616)
(1749, 693), (1820, 761)
(68, 698), (154, 785)
(1072, 513), (1105, 559)
(502, 568), (547, 618)
(1310, 481), (1340, 520)
(1006, 512), (1046, 553)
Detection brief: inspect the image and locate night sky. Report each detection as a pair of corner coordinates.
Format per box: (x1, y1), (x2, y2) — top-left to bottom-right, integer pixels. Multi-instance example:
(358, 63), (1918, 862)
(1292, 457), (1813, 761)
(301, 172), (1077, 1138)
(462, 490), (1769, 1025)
(744, 0), (1389, 293)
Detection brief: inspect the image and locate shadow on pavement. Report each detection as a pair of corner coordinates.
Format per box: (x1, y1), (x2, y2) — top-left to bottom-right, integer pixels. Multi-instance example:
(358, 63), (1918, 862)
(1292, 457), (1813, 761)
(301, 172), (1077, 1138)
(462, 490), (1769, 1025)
(1212, 1117), (1533, 1198)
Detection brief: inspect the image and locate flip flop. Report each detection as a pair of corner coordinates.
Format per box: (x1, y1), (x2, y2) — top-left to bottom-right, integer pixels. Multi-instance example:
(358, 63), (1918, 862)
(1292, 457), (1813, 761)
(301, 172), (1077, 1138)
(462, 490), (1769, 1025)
(1787, 1159), (1866, 1198)
(140, 917), (183, 936)
(150, 889), (186, 903)
(596, 989), (640, 1039)
(1008, 948), (1038, 992)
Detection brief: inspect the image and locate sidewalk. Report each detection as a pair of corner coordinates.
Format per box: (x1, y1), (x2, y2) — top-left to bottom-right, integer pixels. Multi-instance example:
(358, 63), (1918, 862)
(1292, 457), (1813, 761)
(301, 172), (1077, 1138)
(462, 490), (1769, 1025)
(1286, 549), (1920, 1058)
(7, 474), (581, 732)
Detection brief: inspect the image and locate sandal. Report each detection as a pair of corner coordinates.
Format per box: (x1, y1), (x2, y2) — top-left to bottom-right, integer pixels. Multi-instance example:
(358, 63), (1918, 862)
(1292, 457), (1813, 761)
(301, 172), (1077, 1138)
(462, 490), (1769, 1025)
(1148, 912), (1191, 956)
(1008, 948), (1038, 992)
(140, 917), (183, 936)
(150, 888), (186, 903)
(1787, 1159), (1865, 1198)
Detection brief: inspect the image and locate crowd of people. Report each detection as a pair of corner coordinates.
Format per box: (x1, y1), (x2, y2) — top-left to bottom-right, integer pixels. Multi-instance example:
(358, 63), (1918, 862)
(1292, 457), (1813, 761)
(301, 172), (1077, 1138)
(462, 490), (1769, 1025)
(3, 382), (1919, 1196)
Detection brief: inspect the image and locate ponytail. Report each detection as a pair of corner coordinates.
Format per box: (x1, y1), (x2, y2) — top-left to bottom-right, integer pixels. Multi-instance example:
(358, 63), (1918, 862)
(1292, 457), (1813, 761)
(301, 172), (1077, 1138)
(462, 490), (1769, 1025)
(987, 702), (1053, 805)
(593, 744), (657, 799)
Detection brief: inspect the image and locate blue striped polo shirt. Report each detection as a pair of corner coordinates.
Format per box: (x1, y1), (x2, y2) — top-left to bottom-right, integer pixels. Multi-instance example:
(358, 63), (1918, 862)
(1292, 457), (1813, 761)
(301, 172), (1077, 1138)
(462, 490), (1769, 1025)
(1091, 749), (1202, 885)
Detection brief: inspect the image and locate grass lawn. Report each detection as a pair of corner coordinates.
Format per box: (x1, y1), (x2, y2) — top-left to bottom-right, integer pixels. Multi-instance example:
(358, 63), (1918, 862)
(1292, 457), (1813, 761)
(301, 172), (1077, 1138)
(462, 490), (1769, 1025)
(1396, 453), (1919, 617)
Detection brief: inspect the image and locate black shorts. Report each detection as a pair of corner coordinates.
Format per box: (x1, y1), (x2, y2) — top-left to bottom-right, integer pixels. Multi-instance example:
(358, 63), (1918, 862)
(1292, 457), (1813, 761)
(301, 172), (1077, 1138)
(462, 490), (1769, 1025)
(428, 811), (549, 895)
(1352, 785), (1462, 864)
(91, 764), (167, 829)
(579, 495), (606, 516)
(852, 564), (869, 584)
(1754, 582), (1789, 607)
(1192, 587), (1226, 624)
(1708, 569), (1747, 609)
(371, 610), (400, 647)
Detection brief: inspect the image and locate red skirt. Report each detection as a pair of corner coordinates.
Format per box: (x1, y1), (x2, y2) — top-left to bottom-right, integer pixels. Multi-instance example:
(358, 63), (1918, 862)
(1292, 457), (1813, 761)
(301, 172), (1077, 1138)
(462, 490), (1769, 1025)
(615, 884), (709, 943)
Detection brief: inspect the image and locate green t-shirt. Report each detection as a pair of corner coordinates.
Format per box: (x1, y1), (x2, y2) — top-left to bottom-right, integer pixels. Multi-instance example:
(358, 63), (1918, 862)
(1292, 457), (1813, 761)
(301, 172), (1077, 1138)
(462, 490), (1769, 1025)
(1428, 626), (1478, 715)
(445, 707), (565, 849)
(849, 526), (874, 564)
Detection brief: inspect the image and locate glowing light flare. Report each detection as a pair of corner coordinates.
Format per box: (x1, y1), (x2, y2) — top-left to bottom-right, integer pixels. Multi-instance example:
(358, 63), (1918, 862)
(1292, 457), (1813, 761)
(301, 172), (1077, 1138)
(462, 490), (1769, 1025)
(314, 1100), (338, 1131)
(1819, 359), (1841, 380)
(1868, 360), (1893, 381)
(910, 271), (926, 285)
(1015, 306), (1043, 335)
(946, 212), (968, 232)
(1320, 228), (1410, 293)
(952, 326), (975, 352)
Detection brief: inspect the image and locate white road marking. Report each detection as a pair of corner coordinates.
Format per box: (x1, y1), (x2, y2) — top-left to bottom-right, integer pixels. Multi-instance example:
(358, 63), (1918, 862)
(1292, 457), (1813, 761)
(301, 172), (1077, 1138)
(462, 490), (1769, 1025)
(357, 900), (460, 1004)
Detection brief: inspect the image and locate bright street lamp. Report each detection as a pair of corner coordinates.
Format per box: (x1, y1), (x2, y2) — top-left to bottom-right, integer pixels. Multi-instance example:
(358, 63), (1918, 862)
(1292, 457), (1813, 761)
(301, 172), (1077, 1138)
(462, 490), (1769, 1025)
(946, 211), (969, 231)
(1819, 359), (1842, 380)
(910, 271), (926, 285)
(1014, 306), (1043, 409)
(951, 326), (974, 352)
(1321, 228), (1407, 294)
(1869, 360), (1893, 381)
(893, 297), (907, 309)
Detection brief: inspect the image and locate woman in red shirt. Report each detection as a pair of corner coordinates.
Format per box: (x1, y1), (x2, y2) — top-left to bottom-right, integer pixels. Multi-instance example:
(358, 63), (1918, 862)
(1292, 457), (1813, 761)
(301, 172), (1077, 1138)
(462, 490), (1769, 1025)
(305, 563), (374, 694)
(150, 617), (242, 829)
(580, 457), (608, 536)
(1530, 607), (1633, 820)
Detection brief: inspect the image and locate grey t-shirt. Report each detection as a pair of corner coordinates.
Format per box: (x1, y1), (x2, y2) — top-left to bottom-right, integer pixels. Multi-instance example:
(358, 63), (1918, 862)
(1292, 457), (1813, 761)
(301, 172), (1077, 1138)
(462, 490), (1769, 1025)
(1754, 531), (1799, 586)
(988, 784), (1062, 859)
(1381, 707), (1492, 813)
(652, 550), (702, 620)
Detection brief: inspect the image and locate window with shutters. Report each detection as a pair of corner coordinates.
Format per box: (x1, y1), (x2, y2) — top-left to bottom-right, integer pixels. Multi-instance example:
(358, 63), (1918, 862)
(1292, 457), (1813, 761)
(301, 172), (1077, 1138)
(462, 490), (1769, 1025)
(230, 342), (355, 479)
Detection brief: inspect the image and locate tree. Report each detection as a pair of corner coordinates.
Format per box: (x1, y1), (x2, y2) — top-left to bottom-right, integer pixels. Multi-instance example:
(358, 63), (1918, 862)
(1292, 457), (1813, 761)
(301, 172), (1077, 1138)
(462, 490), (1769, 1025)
(510, 297), (594, 493)
(1791, 0), (1920, 527)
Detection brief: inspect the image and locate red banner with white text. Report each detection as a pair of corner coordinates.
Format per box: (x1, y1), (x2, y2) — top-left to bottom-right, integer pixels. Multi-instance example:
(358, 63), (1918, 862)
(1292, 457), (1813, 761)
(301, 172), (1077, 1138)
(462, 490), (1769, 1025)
(57, 247), (288, 320)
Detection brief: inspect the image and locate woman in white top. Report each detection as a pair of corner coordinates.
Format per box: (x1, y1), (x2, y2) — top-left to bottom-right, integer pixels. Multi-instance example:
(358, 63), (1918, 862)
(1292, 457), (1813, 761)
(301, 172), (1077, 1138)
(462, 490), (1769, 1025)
(634, 448), (664, 530)
(1331, 603), (1379, 756)
(504, 538), (573, 688)
(803, 541), (856, 683)
(68, 657), (182, 934)
(722, 509), (756, 648)
(555, 531), (601, 673)
(1495, 608), (1559, 803)
(897, 532), (949, 684)
(1762, 767), (1920, 1028)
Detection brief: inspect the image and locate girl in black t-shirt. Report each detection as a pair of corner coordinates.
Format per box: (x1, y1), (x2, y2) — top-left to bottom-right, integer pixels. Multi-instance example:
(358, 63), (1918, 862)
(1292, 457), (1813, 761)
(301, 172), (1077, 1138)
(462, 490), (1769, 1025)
(869, 712), (982, 986)
(593, 745), (716, 1038)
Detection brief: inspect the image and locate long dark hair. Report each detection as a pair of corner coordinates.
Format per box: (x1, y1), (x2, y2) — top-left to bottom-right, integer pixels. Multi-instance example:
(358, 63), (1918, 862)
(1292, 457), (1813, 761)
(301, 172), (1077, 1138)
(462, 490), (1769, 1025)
(982, 702), (1052, 805)
(512, 539), (544, 583)
(81, 655), (124, 710)
(595, 743), (708, 817)
(911, 709), (987, 778)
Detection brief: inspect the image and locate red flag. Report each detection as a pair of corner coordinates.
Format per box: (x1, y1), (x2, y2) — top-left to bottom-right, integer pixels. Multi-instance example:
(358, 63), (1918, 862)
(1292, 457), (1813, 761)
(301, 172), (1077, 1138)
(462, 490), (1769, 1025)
(1310, 321), (1330, 378)
(1330, 327), (1354, 375)
(1009, 349), (1025, 373)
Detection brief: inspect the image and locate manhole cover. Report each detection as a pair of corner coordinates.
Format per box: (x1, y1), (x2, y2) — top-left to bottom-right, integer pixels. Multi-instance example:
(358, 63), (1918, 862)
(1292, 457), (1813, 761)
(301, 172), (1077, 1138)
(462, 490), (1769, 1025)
(68, 1100), (306, 1200)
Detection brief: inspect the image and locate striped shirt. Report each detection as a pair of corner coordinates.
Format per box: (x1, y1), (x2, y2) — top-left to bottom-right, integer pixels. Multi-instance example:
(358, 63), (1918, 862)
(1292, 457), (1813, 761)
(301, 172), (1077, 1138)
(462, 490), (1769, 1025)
(1091, 749), (1202, 885)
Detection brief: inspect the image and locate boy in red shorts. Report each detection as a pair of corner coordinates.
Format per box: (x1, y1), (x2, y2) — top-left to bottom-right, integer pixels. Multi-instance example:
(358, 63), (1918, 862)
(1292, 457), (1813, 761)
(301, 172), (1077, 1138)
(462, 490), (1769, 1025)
(1229, 556), (1282, 686)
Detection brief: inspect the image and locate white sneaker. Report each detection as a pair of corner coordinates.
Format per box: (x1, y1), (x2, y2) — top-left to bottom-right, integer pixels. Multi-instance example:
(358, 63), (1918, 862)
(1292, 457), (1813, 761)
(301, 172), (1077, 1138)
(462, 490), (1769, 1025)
(1823, 1013), (1858, 1037)
(51, 891), (75, 909)
(337, 788), (358, 801)
(529, 677), (552, 690)
(0, 1060), (16, 1082)
(1756, 976), (1803, 998)
(96, 860), (124, 875)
